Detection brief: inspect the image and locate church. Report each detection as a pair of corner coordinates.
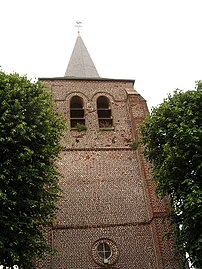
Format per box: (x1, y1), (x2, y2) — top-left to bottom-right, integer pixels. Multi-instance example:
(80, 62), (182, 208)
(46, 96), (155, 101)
(37, 33), (180, 269)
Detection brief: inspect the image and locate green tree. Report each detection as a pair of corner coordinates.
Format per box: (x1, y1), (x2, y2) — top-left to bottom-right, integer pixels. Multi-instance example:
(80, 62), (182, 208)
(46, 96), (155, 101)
(0, 71), (65, 268)
(141, 83), (202, 268)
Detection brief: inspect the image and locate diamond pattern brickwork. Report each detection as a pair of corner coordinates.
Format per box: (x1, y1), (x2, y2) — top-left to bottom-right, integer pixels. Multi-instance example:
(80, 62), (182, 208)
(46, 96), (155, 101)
(56, 149), (148, 227)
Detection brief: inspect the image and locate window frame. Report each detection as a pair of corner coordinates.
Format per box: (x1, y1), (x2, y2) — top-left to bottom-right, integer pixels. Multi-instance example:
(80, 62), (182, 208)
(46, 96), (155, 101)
(97, 96), (113, 130)
(70, 96), (86, 129)
(91, 239), (118, 266)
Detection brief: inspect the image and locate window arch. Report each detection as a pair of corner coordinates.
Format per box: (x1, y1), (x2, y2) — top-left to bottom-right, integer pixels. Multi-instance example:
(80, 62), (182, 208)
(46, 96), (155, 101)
(97, 96), (113, 128)
(70, 96), (85, 128)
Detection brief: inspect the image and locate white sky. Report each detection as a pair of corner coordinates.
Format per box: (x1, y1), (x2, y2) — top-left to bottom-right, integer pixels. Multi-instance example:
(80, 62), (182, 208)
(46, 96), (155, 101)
(1, 0), (202, 109)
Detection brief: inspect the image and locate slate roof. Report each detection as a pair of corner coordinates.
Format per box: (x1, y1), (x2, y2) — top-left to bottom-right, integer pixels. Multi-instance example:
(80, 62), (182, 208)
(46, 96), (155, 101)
(64, 35), (100, 78)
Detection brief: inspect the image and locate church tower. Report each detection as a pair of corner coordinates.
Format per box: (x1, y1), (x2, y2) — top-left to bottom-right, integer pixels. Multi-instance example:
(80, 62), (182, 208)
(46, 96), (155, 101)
(39, 34), (180, 269)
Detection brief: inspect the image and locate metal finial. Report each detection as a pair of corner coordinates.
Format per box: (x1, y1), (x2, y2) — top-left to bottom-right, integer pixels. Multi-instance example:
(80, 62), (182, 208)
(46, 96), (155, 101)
(75, 21), (82, 35)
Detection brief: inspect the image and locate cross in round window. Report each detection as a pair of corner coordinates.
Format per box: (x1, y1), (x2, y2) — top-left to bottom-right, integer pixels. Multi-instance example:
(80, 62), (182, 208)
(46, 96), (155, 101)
(97, 241), (112, 261)
(92, 239), (118, 266)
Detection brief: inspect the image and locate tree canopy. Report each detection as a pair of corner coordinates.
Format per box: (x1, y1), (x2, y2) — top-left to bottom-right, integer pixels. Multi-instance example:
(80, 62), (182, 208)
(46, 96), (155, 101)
(141, 83), (202, 268)
(0, 71), (64, 268)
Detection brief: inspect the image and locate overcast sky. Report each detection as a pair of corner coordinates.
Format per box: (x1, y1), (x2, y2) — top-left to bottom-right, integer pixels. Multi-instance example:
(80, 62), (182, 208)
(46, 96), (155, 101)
(1, 0), (202, 109)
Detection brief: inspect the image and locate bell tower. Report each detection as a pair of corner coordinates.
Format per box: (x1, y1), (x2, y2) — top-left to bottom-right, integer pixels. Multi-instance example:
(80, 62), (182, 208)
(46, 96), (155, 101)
(39, 34), (180, 269)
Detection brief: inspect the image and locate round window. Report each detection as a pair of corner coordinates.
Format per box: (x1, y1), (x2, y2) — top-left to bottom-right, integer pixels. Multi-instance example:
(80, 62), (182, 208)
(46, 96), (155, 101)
(97, 242), (112, 260)
(92, 239), (118, 266)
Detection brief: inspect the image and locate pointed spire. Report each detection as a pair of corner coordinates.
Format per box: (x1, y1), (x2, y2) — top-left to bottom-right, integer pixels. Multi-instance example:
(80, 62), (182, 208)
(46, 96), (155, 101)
(64, 35), (100, 78)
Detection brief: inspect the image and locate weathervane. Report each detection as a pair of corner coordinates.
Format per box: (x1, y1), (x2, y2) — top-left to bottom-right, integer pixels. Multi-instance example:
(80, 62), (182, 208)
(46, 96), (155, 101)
(75, 21), (82, 35)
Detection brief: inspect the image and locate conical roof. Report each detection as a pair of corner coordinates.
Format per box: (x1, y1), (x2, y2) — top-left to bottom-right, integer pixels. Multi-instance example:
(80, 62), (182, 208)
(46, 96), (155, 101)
(65, 35), (99, 78)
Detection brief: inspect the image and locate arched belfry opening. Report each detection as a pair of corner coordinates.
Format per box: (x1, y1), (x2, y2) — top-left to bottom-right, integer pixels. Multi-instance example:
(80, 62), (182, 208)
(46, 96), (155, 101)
(70, 96), (85, 128)
(97, 96), (113, 128)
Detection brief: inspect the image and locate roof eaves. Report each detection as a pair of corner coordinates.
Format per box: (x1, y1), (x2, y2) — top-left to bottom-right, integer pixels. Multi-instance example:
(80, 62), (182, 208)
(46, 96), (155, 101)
(39, 77), (135, 84)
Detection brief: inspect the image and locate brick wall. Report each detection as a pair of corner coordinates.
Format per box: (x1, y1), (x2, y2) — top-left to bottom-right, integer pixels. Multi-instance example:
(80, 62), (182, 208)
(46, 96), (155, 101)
(37, 78), (180, 269)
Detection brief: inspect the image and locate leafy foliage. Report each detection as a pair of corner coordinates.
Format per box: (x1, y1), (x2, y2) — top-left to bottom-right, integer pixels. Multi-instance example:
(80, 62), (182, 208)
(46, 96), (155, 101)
(141, 83), (202, 268)
(0, 71), (65, 268)
(130, 141), (139, 150)
(74, 122), (87, 132)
